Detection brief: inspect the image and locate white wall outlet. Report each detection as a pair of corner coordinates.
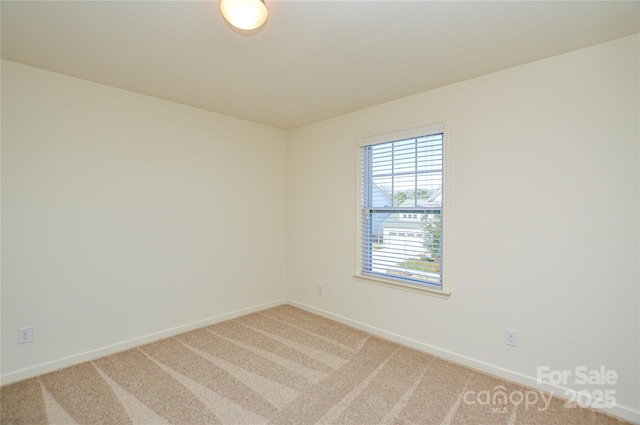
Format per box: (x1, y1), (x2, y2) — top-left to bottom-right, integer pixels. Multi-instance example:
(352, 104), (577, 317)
(317, 284), (324, 295)
(505, 328), (517, 347)
(19, 326), (33, 344)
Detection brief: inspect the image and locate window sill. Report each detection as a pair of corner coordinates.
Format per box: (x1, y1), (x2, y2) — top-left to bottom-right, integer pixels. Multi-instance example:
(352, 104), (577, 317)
(353, 273), (451, 298)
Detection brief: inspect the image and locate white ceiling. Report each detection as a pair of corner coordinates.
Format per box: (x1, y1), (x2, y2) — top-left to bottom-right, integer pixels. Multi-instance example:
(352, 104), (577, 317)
(2, 1), (638, 129)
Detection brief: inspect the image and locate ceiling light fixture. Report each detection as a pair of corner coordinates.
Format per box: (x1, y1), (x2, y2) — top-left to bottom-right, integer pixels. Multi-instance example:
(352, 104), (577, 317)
(220, 0), (268, 31)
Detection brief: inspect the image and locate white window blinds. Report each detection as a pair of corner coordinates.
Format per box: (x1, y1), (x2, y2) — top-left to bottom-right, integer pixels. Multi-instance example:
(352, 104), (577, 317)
(360, 127), (444, 289)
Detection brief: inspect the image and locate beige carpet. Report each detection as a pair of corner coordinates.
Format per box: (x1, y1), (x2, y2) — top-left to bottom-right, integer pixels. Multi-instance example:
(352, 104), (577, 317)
(1, 305), (631, 424)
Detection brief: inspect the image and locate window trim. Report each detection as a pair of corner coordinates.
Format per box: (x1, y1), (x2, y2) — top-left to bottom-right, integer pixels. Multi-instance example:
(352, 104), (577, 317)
(354, 118), (451, 296)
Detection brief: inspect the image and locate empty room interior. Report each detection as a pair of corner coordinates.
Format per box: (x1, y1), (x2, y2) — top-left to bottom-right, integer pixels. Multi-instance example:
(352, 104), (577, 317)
(1, 1), (639, 424)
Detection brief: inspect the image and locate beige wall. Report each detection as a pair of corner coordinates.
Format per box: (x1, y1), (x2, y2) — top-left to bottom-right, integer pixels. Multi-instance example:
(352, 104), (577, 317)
(1, 60), (287, 381)
(286, 35), (639, 420)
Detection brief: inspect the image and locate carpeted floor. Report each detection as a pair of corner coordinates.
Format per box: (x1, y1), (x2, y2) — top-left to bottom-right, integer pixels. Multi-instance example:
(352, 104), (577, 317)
(0, 305), (631, 424)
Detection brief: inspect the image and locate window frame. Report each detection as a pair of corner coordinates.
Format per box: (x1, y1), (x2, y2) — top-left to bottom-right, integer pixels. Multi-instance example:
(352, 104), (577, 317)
(354, 119), (451, 296)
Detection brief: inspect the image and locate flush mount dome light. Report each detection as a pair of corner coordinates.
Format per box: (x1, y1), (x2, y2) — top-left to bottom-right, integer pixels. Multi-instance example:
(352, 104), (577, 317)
(220, 0), (268, 31)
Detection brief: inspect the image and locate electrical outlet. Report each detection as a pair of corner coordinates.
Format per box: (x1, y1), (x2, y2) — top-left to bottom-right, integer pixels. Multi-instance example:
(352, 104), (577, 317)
(505, 328), (517, 347)
(19, 326), (33, 344)
(317, 284), (324, 295)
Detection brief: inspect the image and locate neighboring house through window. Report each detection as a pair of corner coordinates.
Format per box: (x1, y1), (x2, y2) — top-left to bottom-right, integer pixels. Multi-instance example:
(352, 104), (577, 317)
(357, 121), (449, 293)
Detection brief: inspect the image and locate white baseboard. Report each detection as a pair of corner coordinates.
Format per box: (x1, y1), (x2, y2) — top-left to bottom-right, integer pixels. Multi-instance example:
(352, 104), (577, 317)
(0, 299), (286, 386)
(287, 300), (640, 425)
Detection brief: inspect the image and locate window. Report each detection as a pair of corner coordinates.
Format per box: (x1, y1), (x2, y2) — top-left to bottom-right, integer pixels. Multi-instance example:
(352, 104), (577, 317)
(357, 121), (448, 293)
